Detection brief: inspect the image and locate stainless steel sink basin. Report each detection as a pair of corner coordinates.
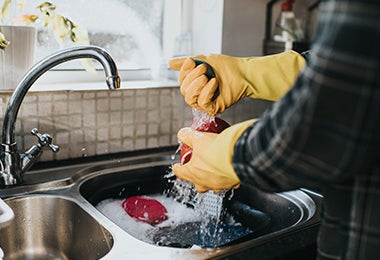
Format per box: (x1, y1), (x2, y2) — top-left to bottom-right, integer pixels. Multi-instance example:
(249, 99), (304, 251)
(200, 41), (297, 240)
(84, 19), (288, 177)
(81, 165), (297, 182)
(79, 164), (318, 249)
(0, 195), (113, 260)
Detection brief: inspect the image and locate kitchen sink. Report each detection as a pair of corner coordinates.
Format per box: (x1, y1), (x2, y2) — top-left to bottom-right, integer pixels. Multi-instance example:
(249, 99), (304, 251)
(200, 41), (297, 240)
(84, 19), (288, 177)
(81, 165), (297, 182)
(0, 148), (322, 259)
(0, 195), (113, 260)
(79, 164), (319, 250)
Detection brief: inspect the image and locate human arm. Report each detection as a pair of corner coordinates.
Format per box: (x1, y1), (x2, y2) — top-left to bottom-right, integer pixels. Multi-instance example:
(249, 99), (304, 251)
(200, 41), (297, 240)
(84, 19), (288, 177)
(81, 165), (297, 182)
(172, 1), (379, 193)
(169, 50), (306, 115)
(233, 1), (380, 192)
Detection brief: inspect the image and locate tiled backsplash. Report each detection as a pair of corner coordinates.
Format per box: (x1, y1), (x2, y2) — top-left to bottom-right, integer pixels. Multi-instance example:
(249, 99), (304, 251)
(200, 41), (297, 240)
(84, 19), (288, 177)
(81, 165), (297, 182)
(0, 86), (270, 162)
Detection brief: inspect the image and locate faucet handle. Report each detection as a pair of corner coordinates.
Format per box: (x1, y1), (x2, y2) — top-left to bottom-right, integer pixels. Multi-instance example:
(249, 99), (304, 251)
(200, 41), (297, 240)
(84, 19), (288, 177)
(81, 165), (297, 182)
(31, 128), (60, 153)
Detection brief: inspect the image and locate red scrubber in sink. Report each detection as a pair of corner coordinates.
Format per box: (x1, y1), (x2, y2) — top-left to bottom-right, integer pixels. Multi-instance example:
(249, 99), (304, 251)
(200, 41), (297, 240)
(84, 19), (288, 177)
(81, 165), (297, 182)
(122, 196), (168, 225)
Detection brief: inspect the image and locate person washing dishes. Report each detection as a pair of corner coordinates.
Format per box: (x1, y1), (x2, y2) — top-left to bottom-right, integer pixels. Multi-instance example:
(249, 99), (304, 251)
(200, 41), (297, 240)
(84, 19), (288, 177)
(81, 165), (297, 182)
(169, 0), (379, 259)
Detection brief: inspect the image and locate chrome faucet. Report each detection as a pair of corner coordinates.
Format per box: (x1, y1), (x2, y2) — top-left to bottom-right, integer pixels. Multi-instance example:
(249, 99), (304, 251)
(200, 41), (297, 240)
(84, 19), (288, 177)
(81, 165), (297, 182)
(0, 46), (121, 186)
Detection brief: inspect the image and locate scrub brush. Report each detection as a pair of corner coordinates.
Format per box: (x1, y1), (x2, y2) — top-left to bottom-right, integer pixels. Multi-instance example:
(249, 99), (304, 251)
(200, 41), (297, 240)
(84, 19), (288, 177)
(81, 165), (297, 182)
(169, 108), (232, 219)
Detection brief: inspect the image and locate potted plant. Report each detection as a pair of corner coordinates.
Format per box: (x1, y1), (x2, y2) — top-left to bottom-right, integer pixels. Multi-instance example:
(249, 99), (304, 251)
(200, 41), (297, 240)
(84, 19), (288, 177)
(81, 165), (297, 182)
(0, 0), (91, 90)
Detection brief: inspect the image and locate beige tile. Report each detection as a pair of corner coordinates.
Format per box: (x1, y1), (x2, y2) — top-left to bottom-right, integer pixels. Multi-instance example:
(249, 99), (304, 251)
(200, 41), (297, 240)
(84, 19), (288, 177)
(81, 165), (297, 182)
(97, 128), (109, 142)
(134, 138), (146, 150)
(53, 101), (68, 115)
(21, 102), (37, 117)
(110, 97), (122, 111)
(135, 95), (147, 109)
(134, 110), (146, 123)
(96, 142), (109, 155)
(122, 138), (134, 151)
(69, 114), (82, 128)
(68, 100), (81, 114)
(122, 96), (135, 110)
(83, 99), (96, 114)
(122, 111), (134, 124)
(96, 112), (109, 127)
(147, 137), (158, 148)
(56, 131), (69, 145)
(96, 98), (109, 112)
(109, 140), (122, 153)
(110, 111), (121, 124)
(83, 114), (96, 128)
(84, 129), (96, 142)
(110, 126), (121, 140)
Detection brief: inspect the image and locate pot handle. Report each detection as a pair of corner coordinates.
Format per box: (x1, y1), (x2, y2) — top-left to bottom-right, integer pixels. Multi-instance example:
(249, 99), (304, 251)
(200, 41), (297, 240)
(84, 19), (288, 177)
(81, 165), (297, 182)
(192, 58), (219, 101)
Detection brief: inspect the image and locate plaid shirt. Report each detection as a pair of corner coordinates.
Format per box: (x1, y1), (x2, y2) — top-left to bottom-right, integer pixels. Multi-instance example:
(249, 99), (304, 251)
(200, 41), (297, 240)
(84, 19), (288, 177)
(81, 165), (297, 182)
(233, 0), (380, 259)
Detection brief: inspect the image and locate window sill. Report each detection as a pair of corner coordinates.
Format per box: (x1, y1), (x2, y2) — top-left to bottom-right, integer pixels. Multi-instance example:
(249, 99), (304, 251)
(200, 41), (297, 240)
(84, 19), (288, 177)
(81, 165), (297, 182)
(1, 69), (179, 93)
(28, 79), (179, 92)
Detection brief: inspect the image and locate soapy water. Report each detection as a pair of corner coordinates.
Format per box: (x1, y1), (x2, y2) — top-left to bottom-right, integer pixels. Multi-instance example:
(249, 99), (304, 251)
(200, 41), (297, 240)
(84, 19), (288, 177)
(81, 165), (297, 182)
(96, 193), (252, 248)
(191, 108), (215, 129)
(97, 166), (251, 248)
(162, 172), (252, 248)
(96, 195), (202, 245)
(96, 168), (252, 248)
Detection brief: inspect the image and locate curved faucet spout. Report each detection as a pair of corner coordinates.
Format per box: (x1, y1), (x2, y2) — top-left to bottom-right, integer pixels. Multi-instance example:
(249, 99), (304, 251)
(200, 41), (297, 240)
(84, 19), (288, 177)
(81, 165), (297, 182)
(2, 45), (120, 145)
(1, 45), (121, 186)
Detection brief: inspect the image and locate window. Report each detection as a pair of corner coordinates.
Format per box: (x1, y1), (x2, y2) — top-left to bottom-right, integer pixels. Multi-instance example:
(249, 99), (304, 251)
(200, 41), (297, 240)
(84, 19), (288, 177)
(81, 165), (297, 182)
(17, 0), (223, 84)
(22, 0), (164, 71)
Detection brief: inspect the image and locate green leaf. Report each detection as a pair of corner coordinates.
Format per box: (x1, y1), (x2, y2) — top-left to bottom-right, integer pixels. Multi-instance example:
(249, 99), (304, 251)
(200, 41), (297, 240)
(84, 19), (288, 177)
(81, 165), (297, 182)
(1, 0), (13, 19)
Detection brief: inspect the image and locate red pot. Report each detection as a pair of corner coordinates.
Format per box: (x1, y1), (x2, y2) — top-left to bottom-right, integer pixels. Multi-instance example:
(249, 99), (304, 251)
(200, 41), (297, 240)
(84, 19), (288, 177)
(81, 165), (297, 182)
(180, 117), (230, 165)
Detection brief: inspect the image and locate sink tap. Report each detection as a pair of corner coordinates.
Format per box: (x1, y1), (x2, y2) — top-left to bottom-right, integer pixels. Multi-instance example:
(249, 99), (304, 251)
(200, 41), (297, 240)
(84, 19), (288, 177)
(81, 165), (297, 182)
(0, 45), (121, 186)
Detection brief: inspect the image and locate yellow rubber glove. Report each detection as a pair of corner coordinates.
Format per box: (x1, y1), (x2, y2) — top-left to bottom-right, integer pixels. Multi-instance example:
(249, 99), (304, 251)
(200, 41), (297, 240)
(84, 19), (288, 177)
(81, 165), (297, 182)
(172, 119), (257, 193)
(169, 50), (306, 115)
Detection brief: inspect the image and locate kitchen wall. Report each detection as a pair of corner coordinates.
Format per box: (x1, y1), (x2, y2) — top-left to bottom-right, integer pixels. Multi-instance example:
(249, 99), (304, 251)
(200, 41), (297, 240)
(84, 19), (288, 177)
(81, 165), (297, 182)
(190, 0), (319, 57)
(0, 87), (269, 162)
(222, 0), (319, 56)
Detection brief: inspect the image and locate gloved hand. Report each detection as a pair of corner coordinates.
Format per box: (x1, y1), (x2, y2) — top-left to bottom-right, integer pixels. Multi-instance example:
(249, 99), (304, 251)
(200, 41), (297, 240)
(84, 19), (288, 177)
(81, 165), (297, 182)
(172, 119), (257, 193)
(169, 50), (306, 115)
